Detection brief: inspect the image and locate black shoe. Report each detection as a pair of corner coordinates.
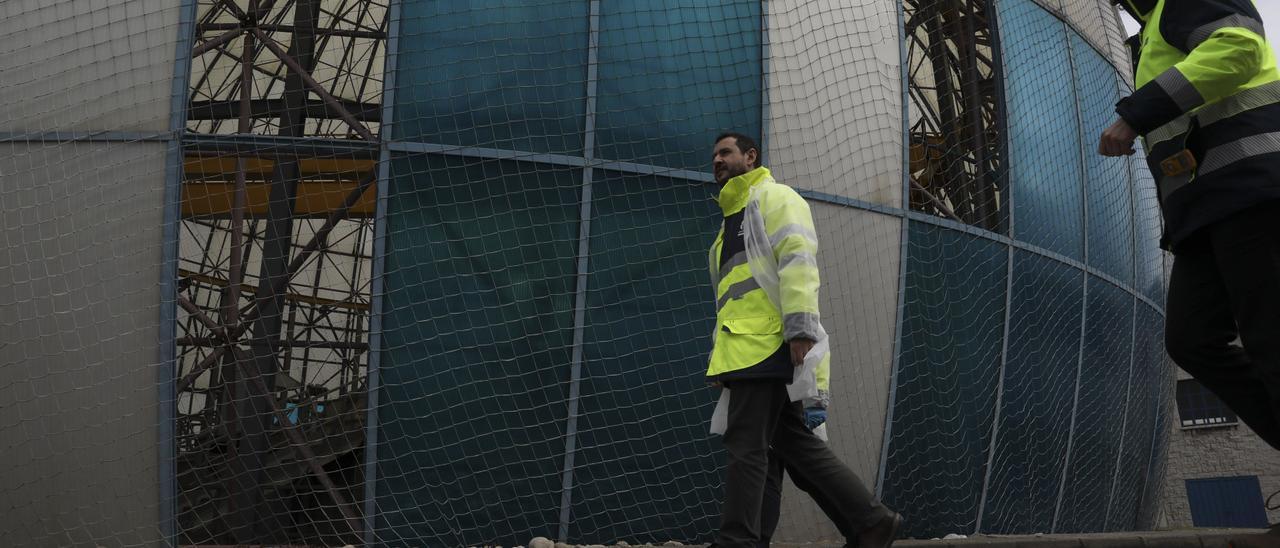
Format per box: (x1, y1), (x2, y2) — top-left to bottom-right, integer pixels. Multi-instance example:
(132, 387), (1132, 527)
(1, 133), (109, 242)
(854, 512), (902, 548)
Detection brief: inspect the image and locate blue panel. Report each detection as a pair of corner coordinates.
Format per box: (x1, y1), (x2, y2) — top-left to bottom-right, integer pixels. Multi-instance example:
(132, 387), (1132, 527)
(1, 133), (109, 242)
(1139, 310), (1175, 529)
(1187, 477), (1269, 528)
(377, 155), (582, 546)
(394, 1), (589, 154)
(1056, 277), (1133, 533)
(1071, 33), (1134, 286)
(595, 1), (761, 171)
(999, 0), (1084, 260)
(983, 251), (1083, 534)
(882, 223), (1008, 539)
(1107, 302), (1163, 531)
(1132, 150), (1165, 305)
(570, 170), (723, 543)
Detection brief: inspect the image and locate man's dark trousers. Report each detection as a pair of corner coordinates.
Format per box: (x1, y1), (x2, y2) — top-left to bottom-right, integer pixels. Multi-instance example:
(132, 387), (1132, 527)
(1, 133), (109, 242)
(716, 379), (890, 548)
(758, 450), (856, 548)
(1166, 200), (1280, 449)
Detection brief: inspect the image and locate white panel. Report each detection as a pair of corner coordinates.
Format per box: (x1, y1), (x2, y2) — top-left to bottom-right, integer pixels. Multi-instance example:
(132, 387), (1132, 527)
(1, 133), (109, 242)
(0, 142), (167, 546)
(0, 1), (180, 133)
(773, 204), (902, 543)
(1101, 3), (1137, 83)
(1034, 0), (1133, 78)
(1061, 0), (1110, 50)
(765, 0), (904, 207)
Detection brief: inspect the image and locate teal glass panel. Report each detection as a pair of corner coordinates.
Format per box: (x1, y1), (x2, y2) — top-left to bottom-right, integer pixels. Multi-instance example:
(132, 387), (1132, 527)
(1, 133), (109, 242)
(1056, 277), (1133, 532)
(1132, 150), (1166, 305)
(568, 170), (722, 543)
(376, 154), (581, 546)
(982, 251), (1083, 534)
(1106, 302), (1164, 532)
(999, 0), (1084, 260)
(394, 1), (589, 154)
(595, 0), (761, 171)
(882, 222), (1008, 538)
(1072, 33), (1134, 285)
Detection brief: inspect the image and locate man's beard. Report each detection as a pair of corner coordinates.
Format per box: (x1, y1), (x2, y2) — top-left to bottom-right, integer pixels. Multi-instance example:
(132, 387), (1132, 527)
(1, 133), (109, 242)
(717, 165), (747, 185)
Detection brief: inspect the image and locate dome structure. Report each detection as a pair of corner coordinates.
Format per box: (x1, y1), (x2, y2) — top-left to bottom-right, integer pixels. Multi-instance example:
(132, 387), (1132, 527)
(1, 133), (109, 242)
(0, 0), (1172, 546)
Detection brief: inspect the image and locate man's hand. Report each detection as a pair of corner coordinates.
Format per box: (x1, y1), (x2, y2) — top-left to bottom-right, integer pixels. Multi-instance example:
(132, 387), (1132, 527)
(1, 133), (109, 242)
(1098, 117), (1138, 157)
(789, 338), (816, 368)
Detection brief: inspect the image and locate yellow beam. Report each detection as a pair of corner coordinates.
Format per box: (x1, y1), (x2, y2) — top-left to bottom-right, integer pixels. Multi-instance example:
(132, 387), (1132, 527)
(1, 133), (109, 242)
(184, 155), (376, 178)
(183, 180), (376, 217)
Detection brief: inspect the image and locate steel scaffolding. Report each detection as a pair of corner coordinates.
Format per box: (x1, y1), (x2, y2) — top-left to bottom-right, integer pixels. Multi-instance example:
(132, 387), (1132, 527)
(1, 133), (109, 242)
(175, 1), (386, 544)
(904, 0), (1007, 233)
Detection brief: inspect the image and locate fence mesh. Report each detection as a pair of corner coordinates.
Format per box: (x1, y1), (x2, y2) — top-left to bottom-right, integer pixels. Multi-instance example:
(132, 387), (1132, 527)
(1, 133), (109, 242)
(0, 0), (1176, 546)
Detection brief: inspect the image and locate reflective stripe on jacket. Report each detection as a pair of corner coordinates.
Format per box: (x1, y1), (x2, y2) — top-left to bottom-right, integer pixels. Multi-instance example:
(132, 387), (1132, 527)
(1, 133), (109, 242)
(706, 167), (829, 380)
(1116, 0), (1280, 249)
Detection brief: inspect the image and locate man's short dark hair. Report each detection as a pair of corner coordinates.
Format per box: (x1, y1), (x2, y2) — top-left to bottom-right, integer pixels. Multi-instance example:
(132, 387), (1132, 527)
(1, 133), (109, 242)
(715, 132), (762, 168)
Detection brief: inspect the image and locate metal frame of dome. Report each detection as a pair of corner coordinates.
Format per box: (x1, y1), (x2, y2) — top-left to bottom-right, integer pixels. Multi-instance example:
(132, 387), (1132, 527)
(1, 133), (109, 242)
(903, 0), (1008, 233)
(174, 1), (386, 544)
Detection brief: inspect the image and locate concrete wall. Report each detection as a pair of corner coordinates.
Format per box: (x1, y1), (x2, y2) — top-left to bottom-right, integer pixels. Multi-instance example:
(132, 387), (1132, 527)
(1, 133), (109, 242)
(1158, 368), (1280, 529)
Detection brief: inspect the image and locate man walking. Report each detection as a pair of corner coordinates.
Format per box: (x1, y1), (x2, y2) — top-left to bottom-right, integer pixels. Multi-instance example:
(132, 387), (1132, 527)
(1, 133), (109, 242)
(706, 132), (900, 548)
(1101, 0), (1280, 449)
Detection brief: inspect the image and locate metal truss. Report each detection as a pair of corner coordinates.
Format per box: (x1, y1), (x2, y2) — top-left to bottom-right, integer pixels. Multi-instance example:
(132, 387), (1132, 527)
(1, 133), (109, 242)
(904, 0), (1007, 233)
(175, 1), (386, 544)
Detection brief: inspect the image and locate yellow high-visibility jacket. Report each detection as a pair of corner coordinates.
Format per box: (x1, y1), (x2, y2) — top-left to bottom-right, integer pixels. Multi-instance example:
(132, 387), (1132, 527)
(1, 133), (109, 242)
(707, 167), (829, 400)
(1117, 0), (1280, 249)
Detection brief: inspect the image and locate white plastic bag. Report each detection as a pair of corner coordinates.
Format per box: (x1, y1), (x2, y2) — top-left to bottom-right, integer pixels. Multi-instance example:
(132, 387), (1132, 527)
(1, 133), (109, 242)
(811, 421), (828, 442)
(710, 388), (730, 435)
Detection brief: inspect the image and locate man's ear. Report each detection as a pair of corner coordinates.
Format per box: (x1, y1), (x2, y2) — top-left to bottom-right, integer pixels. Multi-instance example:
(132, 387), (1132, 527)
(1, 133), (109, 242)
(747, 148), (759, 167)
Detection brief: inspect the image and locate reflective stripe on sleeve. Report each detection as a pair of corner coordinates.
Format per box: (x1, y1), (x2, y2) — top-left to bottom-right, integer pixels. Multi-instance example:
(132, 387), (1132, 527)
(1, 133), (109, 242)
(783, 312), (821, 340)
(768, 223), (818, 248)
(1154, 68), (1205, 112)
(778, 252), (817, 272)
(1187, 14), (1266, 50)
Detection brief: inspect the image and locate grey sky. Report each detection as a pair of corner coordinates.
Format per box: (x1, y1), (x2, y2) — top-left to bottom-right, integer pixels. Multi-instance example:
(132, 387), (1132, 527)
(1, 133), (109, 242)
(1118, 3), (1280, 60)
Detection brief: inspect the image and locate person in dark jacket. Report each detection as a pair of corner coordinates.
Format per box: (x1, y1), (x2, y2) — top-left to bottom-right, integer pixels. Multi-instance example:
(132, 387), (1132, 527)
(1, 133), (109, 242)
(1101, 0), (1280, 449)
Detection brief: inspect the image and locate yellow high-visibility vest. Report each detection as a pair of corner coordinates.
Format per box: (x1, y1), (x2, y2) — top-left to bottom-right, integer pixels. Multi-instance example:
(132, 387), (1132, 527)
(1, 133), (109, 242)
(706, 167), (826, 379)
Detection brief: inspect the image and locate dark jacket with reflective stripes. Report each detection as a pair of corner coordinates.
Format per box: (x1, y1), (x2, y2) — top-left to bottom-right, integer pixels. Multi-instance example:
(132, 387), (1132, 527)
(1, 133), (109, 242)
(1116, 0), (1280, 250)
